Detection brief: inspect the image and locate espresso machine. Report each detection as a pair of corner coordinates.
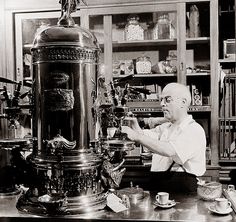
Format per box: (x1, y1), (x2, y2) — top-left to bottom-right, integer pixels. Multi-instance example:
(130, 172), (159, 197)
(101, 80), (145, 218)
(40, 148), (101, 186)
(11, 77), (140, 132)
(13, 0), (131, 215)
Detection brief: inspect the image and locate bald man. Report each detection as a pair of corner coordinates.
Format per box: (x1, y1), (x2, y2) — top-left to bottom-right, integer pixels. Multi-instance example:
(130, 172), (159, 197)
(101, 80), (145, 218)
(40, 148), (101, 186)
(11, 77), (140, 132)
(121, 82), (206, 193)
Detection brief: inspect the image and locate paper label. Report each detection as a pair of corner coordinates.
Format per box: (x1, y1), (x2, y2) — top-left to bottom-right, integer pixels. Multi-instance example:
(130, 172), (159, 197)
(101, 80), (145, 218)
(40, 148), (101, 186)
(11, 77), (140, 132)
(106, 193), (128, 213)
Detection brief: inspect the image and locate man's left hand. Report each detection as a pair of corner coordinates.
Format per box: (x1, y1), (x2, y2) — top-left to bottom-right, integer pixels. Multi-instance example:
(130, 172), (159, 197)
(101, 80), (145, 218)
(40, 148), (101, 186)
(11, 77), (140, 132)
(121, 126), (139, 141)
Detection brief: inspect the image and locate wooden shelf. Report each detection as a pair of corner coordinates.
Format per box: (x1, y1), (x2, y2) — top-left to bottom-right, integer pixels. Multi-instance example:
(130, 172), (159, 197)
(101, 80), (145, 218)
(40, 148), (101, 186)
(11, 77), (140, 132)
(112, 39), (177, 47)
(224, 73), (236, 78)
(219, 117), (236, 121)
(128, 104), (211, 113)
(186, 72), (210, 76)
(219, 159), (236, 163)
(113, 73), (176, 78)
(186, 37), (210, 44)
(99, 37), (210, 49)
(188, 105), (211, 112)
(113, 73), (209, 79)
(24, 44), (33, 49)
(219, 59), (236, 63)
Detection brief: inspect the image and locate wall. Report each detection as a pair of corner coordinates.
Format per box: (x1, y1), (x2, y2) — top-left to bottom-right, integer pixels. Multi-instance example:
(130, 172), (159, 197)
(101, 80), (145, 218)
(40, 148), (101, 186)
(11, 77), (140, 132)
(0, 0), (6, 78)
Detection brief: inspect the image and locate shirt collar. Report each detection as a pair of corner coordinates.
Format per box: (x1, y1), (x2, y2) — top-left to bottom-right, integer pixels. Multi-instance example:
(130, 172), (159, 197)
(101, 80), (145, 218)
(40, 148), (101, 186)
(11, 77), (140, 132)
(170, 115), (194, 131)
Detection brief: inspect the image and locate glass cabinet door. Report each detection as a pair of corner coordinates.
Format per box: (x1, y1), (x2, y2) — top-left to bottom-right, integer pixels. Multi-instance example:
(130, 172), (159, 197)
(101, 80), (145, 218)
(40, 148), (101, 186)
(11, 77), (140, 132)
(86, 3), (179, 114)
(14, 11), (80, 83)
(111, 9), (178, 113)
(88, 15), (105, 75)
(186, 2), (211, 111)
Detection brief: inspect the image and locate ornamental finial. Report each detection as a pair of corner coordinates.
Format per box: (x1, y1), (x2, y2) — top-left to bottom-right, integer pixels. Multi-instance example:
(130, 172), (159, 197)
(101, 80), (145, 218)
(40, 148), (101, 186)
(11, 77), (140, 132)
(58, 0), (80, 26)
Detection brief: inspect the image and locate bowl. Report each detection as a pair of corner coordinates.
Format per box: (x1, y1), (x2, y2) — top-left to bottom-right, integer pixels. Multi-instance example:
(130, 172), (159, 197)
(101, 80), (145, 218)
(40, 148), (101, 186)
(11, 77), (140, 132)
(197, 181), (222, 201)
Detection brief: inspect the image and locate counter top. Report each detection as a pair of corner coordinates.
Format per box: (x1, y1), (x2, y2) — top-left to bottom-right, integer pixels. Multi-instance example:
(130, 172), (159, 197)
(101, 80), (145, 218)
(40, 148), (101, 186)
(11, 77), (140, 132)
(0, 190), (235, 222)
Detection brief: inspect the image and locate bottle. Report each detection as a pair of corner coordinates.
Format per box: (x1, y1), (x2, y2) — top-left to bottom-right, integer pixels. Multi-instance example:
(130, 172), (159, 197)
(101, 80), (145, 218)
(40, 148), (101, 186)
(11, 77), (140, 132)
(124, 14), (144, 41)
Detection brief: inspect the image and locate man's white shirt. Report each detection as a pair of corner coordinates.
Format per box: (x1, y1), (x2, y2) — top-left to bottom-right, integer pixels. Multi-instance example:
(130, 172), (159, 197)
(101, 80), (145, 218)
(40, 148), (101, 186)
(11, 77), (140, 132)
(142, 115), (206, 176)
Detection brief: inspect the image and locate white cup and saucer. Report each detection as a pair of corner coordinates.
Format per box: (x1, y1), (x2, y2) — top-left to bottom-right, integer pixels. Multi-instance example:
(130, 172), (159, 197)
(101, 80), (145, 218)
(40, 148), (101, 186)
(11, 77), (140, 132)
(154, 192), (176, 208)
(208, 197), (233, 215)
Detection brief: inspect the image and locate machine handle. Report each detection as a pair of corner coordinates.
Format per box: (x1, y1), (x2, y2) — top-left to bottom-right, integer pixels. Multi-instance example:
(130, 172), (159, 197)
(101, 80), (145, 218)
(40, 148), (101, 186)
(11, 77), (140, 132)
(113, 74), (134, 85)
(0, 77), (18, 85)
(129, 87), (151, 95)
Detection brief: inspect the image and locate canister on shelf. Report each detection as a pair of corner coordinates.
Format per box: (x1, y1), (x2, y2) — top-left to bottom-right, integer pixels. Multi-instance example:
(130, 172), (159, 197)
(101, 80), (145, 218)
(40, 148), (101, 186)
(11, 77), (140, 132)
(136, 56), (152, 74)
(124, 14), (144, 41)
(189, 5), (201, 38)
(153, 13), (174, 40)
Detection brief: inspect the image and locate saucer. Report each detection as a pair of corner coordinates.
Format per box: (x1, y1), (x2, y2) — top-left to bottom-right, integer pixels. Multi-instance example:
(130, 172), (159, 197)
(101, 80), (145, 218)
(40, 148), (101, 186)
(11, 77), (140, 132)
(208, 205), (233, 215)
(154, 200), (176, 209)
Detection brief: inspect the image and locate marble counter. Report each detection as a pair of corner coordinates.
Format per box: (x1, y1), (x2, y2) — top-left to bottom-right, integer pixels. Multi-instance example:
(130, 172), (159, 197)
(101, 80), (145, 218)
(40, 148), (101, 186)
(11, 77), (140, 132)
(0, 190), (235, 222)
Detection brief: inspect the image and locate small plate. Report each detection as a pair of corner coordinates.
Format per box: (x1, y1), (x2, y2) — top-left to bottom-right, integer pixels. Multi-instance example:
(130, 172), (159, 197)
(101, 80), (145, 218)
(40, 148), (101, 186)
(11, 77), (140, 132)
(154, 200), (176, 209)
(208, 205), (233, 215)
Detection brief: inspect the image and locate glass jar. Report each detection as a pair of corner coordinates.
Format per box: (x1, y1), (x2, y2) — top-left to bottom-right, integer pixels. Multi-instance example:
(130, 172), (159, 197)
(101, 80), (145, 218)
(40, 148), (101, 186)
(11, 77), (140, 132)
(153, 14), (173, 40)
(136, 56), (152, 74)
(124, 14), (144, 41)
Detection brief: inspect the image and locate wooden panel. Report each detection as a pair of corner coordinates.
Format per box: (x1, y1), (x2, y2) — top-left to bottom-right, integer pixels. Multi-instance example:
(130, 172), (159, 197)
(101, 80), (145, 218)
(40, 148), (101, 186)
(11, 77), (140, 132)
(81, 3), (177, 15)
(210, 0), (219, 166)
(4, 0), (58, 10)
(83, 0), (211, 7)
(176, 2), (186, 84)
(0, 0), (6, 79)
(103, 15), (112, 83)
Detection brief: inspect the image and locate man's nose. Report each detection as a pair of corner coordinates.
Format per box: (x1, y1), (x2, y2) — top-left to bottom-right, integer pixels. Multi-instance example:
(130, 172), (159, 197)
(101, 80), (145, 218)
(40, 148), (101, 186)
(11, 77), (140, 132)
(160, 99), (166, 106)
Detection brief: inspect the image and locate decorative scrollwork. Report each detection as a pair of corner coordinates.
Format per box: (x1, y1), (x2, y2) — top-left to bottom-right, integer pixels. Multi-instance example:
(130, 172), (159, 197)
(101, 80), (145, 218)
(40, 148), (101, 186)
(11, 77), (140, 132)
(45, 134), (76, 155)
(101, 150), (126, 190)
(32, 47), (98, 63)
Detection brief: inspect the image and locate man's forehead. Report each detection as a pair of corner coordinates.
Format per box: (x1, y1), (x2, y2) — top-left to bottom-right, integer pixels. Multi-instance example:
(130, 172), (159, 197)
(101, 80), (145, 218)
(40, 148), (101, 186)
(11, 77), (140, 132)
(161, 87), (177, 97)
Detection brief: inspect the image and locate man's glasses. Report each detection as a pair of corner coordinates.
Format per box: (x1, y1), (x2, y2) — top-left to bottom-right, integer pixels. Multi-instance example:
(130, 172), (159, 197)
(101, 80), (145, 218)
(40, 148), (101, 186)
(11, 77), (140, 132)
(160, 96), (173, 104)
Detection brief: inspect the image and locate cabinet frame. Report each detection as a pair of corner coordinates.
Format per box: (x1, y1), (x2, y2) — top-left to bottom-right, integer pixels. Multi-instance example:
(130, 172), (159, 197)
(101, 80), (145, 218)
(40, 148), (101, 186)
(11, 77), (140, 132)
(80, 0), (219, 167)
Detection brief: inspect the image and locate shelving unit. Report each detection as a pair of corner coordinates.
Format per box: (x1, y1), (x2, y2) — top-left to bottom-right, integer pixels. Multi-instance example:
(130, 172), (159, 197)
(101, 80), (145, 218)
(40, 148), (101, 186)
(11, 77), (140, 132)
(219, 74), (236, 160)
(78, 0), (219, 170)
(217, 0), (236, 183)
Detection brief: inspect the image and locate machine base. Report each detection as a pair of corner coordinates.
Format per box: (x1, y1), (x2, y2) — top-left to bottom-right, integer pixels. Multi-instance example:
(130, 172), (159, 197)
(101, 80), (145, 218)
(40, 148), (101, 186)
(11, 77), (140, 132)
(16, 191), (107, 216)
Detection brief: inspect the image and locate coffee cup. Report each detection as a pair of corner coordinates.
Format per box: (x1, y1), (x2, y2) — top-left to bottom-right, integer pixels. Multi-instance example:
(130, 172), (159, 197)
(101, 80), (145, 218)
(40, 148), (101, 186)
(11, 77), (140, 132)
(156, 192), (169, 205)
(215, 198), (231, 212)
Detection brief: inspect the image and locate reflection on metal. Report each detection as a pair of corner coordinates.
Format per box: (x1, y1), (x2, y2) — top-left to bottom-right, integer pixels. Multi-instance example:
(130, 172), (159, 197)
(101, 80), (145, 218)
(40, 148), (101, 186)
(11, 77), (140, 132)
(104, 140), (135, 151)
(49, 71), (69, 86)
(0, 139), (30, 196)
(44, 89), (74, 111)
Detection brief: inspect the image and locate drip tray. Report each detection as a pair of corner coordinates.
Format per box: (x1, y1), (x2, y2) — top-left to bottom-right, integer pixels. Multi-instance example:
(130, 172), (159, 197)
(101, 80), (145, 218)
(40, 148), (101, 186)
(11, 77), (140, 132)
(16, 192), (107, 216)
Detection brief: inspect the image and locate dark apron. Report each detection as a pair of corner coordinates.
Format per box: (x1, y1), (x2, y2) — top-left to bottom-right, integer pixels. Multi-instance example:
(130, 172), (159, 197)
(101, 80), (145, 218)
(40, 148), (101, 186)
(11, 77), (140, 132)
(149, 162), (198, 193)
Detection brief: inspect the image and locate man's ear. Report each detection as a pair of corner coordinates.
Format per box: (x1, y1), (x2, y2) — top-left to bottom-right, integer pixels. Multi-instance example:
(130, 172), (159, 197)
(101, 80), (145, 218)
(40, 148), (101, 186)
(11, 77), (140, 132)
(181, 98), (187, 107)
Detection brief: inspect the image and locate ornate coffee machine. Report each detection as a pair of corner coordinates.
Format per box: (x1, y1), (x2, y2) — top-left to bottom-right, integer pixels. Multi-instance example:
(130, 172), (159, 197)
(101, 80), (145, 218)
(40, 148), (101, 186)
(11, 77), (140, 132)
(16, 0), (125, 215)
